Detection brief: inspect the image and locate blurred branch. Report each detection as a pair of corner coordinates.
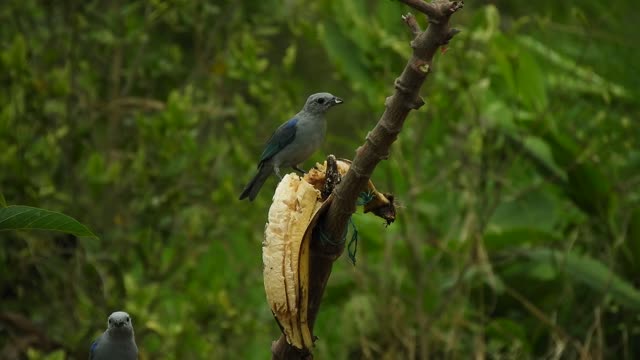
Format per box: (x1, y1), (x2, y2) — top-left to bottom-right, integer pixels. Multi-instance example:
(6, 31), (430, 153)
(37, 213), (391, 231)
(106, 97), (166, 111)
(0, 312), (65, 357)
(102, 97), (236, 117)
(271, 1), (463, 358)
(504, 286), (587, 355)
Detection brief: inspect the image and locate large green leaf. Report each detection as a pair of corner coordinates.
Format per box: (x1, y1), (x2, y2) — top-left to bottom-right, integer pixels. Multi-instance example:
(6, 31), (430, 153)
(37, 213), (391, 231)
(485, 228), (559, 251)
(544, 132), (613, 217)
(488, 189), (560, 233)
(486, 317), (531, 353)
(509, 128), (614, 218)
(502, 132), (567, 185)
(620, 208), (640, 274)
(525, 248), (640, 310)
(517, 35), (630, 101)
(515, 51), (548, 111)
(0, 205), (97, 238)
(320, 21), (377, 101)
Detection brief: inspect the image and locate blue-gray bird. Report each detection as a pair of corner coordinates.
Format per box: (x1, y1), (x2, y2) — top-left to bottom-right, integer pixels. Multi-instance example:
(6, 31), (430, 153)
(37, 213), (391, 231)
(239, 92), (343, 201)
(90, 311), (138, 360)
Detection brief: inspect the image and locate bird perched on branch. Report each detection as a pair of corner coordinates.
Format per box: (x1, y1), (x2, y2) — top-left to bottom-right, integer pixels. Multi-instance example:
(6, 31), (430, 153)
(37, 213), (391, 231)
(239, 92), (343, 201)
(89, 311), (138, 360)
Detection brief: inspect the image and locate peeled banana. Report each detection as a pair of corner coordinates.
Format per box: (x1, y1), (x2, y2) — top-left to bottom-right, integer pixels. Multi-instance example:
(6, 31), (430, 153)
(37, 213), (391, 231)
(263, 160), (394, 350)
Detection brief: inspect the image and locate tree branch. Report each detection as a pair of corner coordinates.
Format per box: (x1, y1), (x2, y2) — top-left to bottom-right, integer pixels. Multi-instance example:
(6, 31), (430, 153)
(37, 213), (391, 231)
(402, 13), (422, 37)
(0, 312), (65, 356)
(402, 0), (464, 22)
(271, 1), (463, 358)
(324, 0), (463, 258)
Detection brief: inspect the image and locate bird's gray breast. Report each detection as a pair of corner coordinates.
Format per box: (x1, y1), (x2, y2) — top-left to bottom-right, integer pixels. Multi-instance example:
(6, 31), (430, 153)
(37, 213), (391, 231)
(273, 116), (326, 166)
(93, 337), (138, 360)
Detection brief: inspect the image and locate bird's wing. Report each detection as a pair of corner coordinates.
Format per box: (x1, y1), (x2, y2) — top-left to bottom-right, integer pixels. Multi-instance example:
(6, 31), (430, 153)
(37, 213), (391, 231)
(258, 118), (298, 165)
(89, 338), (99, 360)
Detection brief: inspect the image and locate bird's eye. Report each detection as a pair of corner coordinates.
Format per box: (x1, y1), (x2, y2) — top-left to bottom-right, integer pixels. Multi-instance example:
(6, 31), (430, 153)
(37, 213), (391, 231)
(126, 316), (130, 322)
(108, 319), (113, 324)
(316, 98), (325, 104)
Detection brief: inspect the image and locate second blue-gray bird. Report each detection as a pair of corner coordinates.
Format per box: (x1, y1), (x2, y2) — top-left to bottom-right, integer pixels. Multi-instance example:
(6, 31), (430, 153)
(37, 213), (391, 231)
(89, 311), (138, 360)
(239, 92), (343, 201)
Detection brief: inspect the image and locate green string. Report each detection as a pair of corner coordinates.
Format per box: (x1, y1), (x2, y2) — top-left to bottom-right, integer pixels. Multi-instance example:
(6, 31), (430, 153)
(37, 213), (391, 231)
(347, 217), (358, 265)
(357, 191), (375, 206)
(316, 193), (369, 264)
(318, 220), (348, 247)
(317, 216), (359, 265)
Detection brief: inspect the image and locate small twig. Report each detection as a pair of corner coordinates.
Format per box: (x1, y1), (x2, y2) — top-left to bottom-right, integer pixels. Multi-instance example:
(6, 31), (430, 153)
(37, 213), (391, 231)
(0, 312), (65, 353)
(402, 13), (422, 36)
(400, 0), (442, 20)
(100, 97), (236, 118)
(504, 286), (586, 355)
(106, 97), (166, 111)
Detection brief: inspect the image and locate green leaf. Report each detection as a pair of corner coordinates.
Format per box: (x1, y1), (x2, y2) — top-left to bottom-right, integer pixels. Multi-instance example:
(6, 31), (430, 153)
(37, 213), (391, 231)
(502, 132), (567, 186)
(487, 318), (530, 351)
(544, 132), (613, 217)
(517, 35), (630, 101)
(525, 248), (640, 310)
(515, 51), (548, 111)
(489, 34), (517, 95)
(500, 259), (558, 282)
(485, 228), (559, 251)
(26, 348), (66, 360)
(0, 206), (97, 238)
(0, 194), (6, 208)
(522, 136), (566, 182)
(320, 22), (376, 101)
(621, 208), (640, 274)
(489, 189), (559, 233)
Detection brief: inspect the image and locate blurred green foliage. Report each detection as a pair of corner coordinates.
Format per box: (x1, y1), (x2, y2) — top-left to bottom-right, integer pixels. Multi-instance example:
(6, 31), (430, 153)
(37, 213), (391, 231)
(1, 0), (639, 359)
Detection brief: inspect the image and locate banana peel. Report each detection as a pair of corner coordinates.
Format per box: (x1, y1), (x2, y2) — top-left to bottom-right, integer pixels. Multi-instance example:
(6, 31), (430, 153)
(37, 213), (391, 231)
(263, 159), (395, 350)
(263, 174), (321, 349)
(306, 159), (395, 224)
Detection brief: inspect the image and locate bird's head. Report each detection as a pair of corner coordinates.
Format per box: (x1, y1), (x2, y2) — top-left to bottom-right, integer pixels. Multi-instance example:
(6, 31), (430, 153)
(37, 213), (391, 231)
(303, 92), (343, 114)
(107, 311), (134, 336)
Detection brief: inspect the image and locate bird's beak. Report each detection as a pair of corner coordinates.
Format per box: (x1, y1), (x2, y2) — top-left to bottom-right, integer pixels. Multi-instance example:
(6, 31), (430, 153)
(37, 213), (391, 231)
(333, 97), (343, 105)
(114, 321), (125, 327)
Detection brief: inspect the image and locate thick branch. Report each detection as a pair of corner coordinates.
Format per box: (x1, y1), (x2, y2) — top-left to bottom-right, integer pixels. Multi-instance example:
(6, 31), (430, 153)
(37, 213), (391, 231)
(324, 0), (463, 247)
(271, 1), (463, 358)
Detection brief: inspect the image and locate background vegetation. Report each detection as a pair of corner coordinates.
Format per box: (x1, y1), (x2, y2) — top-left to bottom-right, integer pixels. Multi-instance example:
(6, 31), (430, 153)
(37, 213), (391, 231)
(1, 0), (639, 359)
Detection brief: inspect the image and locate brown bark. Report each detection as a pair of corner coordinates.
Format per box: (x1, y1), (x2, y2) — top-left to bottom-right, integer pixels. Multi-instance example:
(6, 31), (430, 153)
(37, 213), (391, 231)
(271, 1), (463, 358)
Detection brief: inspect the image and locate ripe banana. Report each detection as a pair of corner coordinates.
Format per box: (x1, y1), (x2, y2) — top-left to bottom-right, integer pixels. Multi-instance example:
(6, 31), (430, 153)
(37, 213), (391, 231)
(263, 160), (395, 350)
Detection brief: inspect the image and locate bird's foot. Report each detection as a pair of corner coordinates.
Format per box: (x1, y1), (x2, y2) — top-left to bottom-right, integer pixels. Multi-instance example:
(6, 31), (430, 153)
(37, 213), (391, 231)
(292, 165), (306, 175)
(274, 167), (283, 180)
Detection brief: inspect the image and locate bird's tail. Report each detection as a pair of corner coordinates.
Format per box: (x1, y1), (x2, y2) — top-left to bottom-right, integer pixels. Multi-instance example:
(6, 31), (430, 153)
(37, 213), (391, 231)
(239, 163), (272, 201)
